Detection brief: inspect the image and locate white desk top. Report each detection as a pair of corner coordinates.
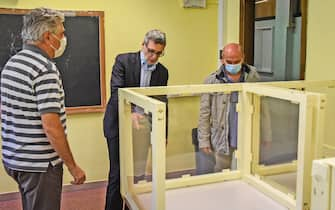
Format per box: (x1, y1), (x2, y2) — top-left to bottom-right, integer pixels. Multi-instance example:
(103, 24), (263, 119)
(137, 180), (288, 210)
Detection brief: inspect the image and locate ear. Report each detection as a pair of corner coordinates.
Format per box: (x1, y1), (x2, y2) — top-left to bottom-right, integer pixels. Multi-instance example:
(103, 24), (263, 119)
(41, 31), (51, 43)
(141, 42), (146, 52)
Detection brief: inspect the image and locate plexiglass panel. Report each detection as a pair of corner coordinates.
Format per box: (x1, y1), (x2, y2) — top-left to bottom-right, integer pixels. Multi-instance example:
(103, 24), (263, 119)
(132, 112), (152, 182)
(166, 91), (241, 180)
(253, 96), (299, 195)
(305, 86), (335, 157)
(166, 96), (201, 178)
(260, 96), (299, 165)
(129, 104), (153, 209)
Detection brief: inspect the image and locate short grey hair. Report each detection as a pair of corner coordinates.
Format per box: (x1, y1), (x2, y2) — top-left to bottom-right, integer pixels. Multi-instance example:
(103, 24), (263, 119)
(22, 7), (65, 43)
(143, 29), (166, 46)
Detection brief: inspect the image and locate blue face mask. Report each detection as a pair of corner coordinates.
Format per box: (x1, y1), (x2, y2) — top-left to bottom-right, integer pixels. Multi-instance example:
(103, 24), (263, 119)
(225, 63), (242, 74)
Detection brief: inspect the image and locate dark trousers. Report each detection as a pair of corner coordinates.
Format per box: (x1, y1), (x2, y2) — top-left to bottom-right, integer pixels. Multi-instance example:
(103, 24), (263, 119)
(196, 148), (235, 174)
(105, 138), (128, 210)
(4, 163), (63, 210)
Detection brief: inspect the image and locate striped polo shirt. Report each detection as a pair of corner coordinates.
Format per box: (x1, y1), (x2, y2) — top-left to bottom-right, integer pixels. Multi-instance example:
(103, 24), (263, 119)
(1, 44), (66, 172)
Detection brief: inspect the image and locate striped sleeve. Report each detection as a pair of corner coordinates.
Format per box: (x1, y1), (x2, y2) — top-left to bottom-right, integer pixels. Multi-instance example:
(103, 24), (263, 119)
(34, 69), (62, 114)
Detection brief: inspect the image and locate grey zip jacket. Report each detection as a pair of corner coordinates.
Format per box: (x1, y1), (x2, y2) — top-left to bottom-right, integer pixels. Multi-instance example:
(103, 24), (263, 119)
(197, 64), (260, 154)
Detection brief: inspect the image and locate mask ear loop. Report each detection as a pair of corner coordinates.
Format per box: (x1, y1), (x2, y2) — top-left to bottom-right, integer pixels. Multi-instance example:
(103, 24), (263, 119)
(48, 33), (60, 51)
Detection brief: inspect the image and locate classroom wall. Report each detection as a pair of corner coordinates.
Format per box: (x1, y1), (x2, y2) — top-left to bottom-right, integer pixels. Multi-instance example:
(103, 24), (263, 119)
(0, 0), (218, 193)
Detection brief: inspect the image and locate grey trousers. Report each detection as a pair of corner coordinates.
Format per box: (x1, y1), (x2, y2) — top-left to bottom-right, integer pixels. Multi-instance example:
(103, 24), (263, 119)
(214, 148), (235, 172)
(4, 163), (63, 210)
(197, 147), (235, 174)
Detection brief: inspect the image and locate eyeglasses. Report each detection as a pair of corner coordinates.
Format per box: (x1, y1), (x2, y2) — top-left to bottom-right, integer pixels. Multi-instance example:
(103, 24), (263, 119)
(145, 45), (164, 57)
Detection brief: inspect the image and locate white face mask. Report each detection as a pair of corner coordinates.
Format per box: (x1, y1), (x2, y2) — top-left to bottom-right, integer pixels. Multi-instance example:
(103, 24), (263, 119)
(50, 34), (67, 58)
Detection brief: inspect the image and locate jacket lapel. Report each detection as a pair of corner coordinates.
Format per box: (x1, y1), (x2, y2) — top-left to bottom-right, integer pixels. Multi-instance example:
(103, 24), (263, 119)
(133, 51), (141, 86)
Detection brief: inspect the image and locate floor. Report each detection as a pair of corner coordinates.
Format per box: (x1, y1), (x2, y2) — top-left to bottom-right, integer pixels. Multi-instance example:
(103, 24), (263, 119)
(0, 181), (107, 210)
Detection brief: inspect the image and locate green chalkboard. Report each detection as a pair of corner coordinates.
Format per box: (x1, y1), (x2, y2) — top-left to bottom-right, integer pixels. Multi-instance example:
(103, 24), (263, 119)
(0, 9), (106, 114)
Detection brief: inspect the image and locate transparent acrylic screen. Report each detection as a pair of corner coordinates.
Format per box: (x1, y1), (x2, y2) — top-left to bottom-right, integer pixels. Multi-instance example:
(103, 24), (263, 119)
(165, 92), (240, 179)
(259, 96), (299, 165)
(130, 103), (153, 210)
(254, 96), (299, 195)
(305, 86), (335, 158)
(130, 92), (241, 209)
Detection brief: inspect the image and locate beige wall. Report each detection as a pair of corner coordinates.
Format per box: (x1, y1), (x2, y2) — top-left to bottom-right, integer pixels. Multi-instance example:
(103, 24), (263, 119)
(0, 0), (218, 193)
(305, 0), (335, 80)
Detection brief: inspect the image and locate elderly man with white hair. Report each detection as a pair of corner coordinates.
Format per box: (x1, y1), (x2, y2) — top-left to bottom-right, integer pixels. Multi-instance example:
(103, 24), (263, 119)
(1, 7), (85, 210)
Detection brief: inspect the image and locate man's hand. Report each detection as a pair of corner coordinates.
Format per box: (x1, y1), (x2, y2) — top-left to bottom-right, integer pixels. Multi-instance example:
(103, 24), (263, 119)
(41, 113), (86, 185)
(201, 147), (212, 154)
(68, 165), (86, 185)
(131, 112), (145, 129)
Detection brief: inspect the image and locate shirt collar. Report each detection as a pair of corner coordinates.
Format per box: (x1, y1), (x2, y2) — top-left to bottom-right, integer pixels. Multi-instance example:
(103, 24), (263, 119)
(23, 44), (52, 60)
(140, 51), (157, 71)
(140, 51), (146, 65)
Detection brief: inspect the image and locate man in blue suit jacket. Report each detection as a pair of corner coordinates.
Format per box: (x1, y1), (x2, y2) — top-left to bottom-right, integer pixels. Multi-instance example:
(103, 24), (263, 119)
(103, 29), (168, 210)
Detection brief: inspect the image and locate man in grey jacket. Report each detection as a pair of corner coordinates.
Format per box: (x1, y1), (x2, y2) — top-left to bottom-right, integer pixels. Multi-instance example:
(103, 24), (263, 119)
(197, 43), (260, 172)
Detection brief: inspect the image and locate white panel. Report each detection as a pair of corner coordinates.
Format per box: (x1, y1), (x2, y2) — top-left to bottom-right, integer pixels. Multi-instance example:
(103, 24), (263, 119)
(311, 160), (331, 210)
(137, 181), (287, 210)
(330, 160), (335, 210)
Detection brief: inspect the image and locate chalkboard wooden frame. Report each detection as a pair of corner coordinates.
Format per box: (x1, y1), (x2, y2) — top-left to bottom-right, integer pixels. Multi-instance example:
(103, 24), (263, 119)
(0, 8), (106, 114)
